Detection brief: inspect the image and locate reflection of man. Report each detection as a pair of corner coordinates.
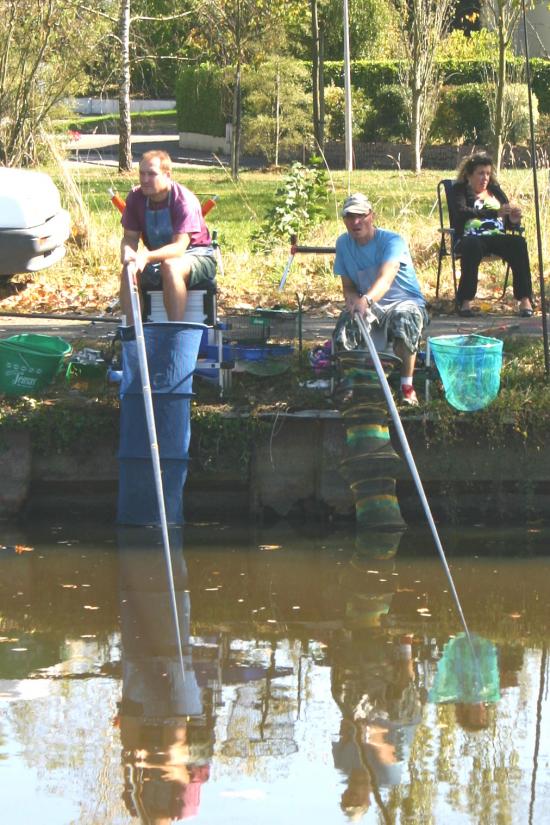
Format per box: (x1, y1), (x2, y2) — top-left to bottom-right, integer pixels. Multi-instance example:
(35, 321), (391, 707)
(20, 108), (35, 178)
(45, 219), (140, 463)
(119, 150), (216, 322)
(332, 633), (423, 798)
(333, 719), (372, 819)
(334, 193), (428, 406)
(119, 717), (211, 823)
(116, 533), (213, 823)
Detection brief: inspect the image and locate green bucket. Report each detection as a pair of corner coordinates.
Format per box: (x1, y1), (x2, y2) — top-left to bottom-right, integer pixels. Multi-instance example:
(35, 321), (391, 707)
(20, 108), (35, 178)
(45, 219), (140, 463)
(0, 333), (72, 396)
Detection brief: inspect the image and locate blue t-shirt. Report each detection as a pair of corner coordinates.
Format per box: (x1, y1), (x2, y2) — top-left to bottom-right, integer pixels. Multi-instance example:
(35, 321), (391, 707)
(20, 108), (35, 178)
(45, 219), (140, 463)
(333, 228), (425, 308)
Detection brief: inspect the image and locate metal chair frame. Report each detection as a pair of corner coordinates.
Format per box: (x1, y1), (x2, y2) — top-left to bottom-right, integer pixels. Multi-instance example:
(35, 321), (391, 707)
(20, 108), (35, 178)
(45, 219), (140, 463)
(435, 178), (511, 301)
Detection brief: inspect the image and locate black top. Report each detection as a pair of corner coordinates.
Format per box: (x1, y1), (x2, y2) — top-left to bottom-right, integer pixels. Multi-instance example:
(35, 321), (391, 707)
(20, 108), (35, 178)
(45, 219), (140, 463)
(451, 181), (510, 240)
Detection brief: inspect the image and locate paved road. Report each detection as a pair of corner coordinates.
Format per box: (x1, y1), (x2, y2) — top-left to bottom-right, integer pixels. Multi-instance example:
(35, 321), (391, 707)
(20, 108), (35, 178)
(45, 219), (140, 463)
(66, 132), (264, 169)
(0, 309), (545, 350)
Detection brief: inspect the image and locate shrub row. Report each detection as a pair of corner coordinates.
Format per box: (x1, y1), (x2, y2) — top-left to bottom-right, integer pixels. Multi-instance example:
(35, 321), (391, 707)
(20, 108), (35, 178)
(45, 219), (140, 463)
(174, 59), (548, 147)
(175, 64), (227, 136)
(323, 58), (550, 114)
(324, 82), (536, 145)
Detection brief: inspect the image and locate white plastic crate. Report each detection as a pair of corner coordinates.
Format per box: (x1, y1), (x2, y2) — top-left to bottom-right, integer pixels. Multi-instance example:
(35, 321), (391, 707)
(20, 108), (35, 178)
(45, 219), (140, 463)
(147, 291), (208, 324)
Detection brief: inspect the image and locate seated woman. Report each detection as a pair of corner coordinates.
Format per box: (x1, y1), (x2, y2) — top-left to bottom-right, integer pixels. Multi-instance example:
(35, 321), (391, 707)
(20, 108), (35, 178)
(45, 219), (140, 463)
(452, 153), (534, 318)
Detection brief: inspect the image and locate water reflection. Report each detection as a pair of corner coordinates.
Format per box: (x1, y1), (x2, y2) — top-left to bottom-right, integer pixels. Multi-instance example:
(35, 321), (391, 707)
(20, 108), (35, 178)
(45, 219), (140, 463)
(0, 522), (549, 823)
(117, 529), (212, 822)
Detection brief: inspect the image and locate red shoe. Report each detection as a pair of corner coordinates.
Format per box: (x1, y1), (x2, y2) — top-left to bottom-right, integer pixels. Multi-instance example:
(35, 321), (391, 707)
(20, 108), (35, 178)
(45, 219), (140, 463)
(400, 384), (419, 406)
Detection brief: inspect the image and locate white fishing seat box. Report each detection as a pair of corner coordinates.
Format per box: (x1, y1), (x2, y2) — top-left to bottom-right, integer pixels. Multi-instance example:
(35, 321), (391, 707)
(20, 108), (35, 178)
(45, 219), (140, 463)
(144, 284), (232, 394)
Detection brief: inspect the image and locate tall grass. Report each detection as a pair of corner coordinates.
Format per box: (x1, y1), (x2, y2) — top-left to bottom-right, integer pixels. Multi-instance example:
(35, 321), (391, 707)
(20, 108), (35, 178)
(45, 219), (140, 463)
(15, 158), (549, 316)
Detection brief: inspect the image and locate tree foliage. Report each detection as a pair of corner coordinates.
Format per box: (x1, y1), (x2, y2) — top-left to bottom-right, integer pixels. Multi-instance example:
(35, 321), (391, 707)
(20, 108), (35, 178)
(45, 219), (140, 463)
(391, 0), (456, 172)
(242, 57), (312, 165)
(192, 0), (300, 177)
(0, 0), (113, 165)
(480, 0), (536, 171)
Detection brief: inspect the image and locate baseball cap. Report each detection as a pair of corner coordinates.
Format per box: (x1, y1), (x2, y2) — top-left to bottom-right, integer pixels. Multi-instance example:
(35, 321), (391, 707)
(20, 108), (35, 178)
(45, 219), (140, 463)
(342, 193), (373, 216)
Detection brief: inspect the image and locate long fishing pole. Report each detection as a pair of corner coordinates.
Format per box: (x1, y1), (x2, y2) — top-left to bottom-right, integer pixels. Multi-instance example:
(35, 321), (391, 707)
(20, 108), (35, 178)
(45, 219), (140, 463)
(521, 0), (549, 379)
(126, 264), (187, 683)
(354, 311), (473, 644)
(0, 310), (119, 323)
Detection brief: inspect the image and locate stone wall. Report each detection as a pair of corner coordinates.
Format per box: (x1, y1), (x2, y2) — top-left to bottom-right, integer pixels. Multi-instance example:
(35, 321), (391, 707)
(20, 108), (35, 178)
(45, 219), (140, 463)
(3, 415), (550, 525)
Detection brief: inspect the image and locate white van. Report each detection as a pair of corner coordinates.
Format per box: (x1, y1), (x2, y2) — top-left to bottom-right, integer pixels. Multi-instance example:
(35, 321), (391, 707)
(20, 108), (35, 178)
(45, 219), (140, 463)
(0, 168), (71, 277)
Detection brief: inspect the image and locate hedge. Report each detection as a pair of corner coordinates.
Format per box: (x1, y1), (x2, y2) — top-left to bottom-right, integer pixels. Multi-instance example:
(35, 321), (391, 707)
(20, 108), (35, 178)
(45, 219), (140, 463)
(175, 64), (227, 136)
(175, 58), (550, 140)
(323, 58), (550, 114)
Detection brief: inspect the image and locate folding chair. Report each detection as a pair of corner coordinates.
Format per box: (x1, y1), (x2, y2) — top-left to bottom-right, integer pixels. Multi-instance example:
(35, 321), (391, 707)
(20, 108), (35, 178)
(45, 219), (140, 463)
(435, 179), (510, 301)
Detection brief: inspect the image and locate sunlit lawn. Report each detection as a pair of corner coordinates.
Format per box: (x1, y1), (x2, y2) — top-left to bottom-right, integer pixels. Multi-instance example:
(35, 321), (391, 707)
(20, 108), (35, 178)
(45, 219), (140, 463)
(5, 160), (547, 317)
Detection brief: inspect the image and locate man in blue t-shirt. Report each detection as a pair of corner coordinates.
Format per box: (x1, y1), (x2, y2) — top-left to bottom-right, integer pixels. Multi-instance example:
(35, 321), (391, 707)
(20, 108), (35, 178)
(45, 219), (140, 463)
(333, 193), (428, 406)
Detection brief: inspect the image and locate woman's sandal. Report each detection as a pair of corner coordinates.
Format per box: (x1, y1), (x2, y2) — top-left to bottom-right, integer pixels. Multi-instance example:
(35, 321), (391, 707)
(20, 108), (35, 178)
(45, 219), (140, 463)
(457, 305), (480, 318)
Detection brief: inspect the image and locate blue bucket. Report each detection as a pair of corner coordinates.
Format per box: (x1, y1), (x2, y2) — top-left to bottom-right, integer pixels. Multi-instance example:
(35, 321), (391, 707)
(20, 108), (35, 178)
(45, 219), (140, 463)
(118, 395), (191, 459)
(117, 458), (190, 525)
(429, 334), (503, 412)
(121, 322), (206, 396)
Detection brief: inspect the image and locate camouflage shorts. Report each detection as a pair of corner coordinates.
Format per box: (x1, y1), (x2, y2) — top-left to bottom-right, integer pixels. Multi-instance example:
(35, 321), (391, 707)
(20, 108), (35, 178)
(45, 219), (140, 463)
(374, 301), (429, 354)
(333, 302), (428, 355)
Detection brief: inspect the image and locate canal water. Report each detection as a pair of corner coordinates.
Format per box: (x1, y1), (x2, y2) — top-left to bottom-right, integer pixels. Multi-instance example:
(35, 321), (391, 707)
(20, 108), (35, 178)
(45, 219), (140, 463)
(1, 520), (549, 824)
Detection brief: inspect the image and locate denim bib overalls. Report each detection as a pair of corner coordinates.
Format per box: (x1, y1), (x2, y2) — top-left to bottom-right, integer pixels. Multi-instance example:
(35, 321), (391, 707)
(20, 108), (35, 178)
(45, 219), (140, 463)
(142, 191), (174, 287)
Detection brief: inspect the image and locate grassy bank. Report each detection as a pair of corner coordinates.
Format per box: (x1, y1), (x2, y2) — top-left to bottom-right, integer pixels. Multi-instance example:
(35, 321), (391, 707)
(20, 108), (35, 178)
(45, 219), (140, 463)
(58, 110), (178, 135)
(2, 159), (547, 320)
(0, 157), (549, 452)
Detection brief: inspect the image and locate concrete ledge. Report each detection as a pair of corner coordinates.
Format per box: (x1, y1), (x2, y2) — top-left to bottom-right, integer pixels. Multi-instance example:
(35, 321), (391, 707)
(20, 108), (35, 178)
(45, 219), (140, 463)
(2, 416), (549, 524)
(179, 126), (231, 155)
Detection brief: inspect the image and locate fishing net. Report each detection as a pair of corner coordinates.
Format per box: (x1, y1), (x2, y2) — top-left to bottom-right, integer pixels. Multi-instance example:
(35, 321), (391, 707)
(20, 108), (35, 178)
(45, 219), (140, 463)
(429, 633), (500, 705)
(428, 334), (503, 412)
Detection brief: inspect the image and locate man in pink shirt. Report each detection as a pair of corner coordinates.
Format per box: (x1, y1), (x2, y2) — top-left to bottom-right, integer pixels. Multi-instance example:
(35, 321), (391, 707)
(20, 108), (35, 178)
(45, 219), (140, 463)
(119, 149), (216, 322)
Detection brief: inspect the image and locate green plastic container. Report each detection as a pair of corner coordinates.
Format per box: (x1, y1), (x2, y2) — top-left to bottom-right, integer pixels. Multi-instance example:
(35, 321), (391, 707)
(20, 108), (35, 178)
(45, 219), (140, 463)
(0, 333), (72, 396)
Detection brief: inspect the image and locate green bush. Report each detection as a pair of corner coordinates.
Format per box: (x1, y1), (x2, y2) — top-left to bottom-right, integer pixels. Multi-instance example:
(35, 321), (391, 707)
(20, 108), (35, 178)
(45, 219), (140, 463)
(175, 64), (227, 136)
(319, 58), (550, 114)
(535, 111), (550, 148)
(431, 82), (538, 145)
(323, 84), (372, 141)
(250, 160), (329, 252)
(529, 59), (550, 116)
(501, 83), (538, 145)
(242, 57), (311, 163)
(431, 84), (489, 144)
(362, 84), (410, 142)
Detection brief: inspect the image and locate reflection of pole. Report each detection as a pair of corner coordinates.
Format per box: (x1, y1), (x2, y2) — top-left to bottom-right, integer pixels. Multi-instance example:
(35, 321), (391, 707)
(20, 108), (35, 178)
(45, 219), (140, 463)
(126, 268), (187, 684)
(342, 0), (353, 184)
(528, 646), (548, 825)
(354, 313), (474, 645)
(521, 0), (549, 379)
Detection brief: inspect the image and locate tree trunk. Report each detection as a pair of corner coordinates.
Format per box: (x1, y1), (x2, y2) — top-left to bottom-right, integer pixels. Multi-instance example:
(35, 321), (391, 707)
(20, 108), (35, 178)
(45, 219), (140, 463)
(411, 88), (422, 174)
(310, 0), (324, 151)
(274, 66), (280, 167)
(319, 29), (325, 149)
(118, 0), (133, 173)
(230, 62), (241, 180)
(492, 24), (507, 174)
